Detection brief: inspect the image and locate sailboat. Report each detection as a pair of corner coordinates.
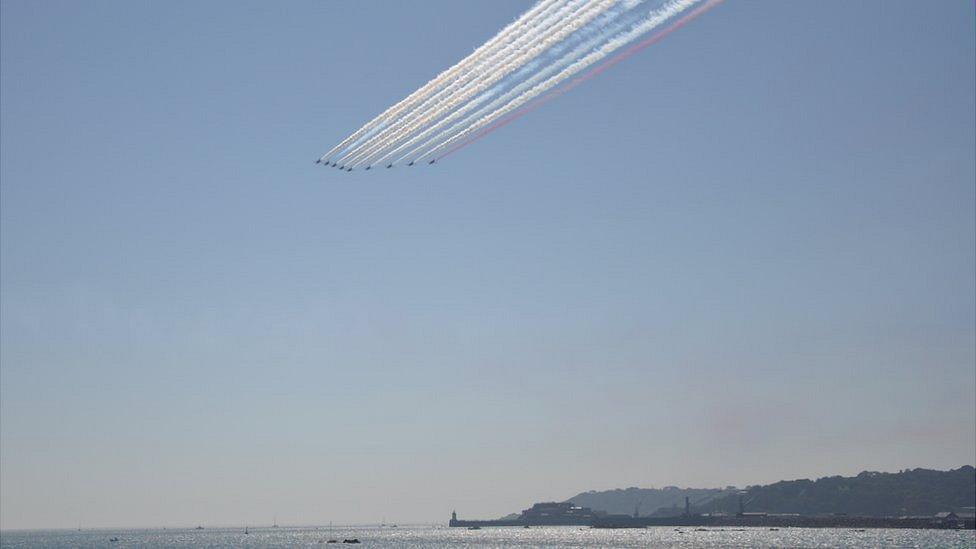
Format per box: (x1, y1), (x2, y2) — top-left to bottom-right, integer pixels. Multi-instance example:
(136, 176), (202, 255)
(273, 515), (279, 528)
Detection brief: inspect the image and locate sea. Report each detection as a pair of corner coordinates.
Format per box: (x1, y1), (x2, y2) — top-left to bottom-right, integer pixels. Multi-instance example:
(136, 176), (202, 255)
(2, 525), (974, 548)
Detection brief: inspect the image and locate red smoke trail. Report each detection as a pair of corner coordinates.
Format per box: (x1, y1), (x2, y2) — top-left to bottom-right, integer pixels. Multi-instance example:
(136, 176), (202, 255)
(437, 0), (724, 162)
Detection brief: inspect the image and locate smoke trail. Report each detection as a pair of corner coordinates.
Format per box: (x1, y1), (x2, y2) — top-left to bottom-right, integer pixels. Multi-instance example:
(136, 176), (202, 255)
(325, 0), (569, 164)
(415, 0), (702, 164)
(436, 0), (723, 163)
(418, 0), (701, 162)
(334, 2), (576, 167)
(318, 0), (565, 163)
(318, 0), (722, 170)
(371, 0), (654, 168)
(382, 0), (654, 167)
(334, 0), (584, 166)
(341, 0), (615, 168)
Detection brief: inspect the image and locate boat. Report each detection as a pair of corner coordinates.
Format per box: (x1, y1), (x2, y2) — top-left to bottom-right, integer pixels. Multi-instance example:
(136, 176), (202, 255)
(467, 526), (481, 530)
(342, 539), (360, 544)
(195, 526), (204, 530)
(109, 538), (120, 543)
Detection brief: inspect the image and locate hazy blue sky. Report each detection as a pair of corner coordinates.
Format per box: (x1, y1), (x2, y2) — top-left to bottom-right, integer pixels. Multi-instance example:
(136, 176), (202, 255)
(2, 0), (974, 530)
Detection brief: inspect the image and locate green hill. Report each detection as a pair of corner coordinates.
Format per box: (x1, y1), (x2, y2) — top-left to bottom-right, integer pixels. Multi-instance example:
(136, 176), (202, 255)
(565, 466), (975, 518)
(695, 466), (975, 517)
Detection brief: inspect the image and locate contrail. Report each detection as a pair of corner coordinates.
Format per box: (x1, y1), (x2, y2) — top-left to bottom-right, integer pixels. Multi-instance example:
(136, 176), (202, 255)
(334, 0), (584, 166)
(434, 0), (724, 163)
(334, 0), (583, 167)
(340, 0), (615, 169)
(323, 0), (570, 165)
(372, 0), (654, 169)
(331, 0), (577, 165)
(318, 0), (565, 163)
(317, 0), (721, 171)
(386, 1), (655, 167)
(414, 0), (703, 164)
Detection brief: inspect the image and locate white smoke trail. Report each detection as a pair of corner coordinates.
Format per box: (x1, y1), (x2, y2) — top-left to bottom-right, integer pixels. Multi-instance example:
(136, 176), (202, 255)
(377, 1), (652, 167)
(363, 0), (648, 169)
(339, 0), (598, 168)
(342, 0), (617, 168)
(414, 0), (701, 164)
(346, 0), (617, 168)
(329, 0), (576, 165)
(318, 0), (565, 163)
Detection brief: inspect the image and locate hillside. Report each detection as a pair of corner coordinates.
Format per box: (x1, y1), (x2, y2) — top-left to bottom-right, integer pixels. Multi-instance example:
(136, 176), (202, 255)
(695, 466), (976, 517)
(565, 486), (734, 517)
(565, 466), (975, 518)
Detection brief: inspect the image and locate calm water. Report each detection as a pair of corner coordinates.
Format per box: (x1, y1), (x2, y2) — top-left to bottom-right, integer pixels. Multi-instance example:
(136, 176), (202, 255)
(2, 525), (974, 548)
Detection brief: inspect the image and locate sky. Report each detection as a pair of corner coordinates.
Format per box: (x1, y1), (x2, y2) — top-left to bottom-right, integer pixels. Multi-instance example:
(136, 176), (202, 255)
(1, 0), (974, 530)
